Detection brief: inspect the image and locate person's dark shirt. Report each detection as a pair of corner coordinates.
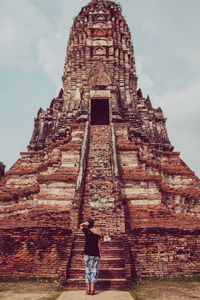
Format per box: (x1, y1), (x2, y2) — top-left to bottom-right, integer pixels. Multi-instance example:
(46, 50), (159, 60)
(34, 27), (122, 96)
(82, 227), (100, 257)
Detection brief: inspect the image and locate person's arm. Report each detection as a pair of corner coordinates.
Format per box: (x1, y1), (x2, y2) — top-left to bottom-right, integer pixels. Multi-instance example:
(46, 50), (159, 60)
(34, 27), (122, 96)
(80, 221), (89, 230)
(98, 239), (101, 258)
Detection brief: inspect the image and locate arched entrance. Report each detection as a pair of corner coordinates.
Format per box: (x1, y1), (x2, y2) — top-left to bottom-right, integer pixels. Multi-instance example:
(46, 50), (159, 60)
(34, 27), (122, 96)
(90, 98), (109, 125)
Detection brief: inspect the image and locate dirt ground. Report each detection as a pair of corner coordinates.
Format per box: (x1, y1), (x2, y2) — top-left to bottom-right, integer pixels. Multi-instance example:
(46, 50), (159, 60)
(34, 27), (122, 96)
(1, 279), (200, 299)
(0, 280), (62, 300)
(130, 279), (200, 300)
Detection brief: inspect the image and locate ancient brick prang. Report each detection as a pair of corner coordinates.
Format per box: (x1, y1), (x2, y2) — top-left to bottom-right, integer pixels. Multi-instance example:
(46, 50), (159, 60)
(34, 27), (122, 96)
(1, 0), (200, 287)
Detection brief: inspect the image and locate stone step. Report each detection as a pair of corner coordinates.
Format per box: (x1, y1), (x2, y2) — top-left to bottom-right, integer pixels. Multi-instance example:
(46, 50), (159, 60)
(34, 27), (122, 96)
(74, 234), (125, 239)
(88, 149), (110, 152)
(89, 148), (110, 152)
(84, 178), (113, 183)
(68, 268), (126, 279)
(86, 163), (110, 166)
(89, 143), (110, 146)
(85, 166), (112, 172)
(74, 235), (124, 243)
(65, 278), (130, 289)
(70, 258), (125, 268)
(72, 249), (124, 257)
(72, 243), (125, 251)
(89, 137), (110, 140)
(84, 166), (112, 171)
(73, 240), (124, 248)
(70, 256), (125, 262)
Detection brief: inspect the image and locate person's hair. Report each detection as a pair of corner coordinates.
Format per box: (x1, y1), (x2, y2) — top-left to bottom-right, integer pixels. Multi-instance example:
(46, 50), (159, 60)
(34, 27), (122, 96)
(87, 218), (94, 228)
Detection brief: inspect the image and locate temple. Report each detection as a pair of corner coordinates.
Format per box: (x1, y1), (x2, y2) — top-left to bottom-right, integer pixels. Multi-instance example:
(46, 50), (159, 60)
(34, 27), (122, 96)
(0, 0), (200, 288)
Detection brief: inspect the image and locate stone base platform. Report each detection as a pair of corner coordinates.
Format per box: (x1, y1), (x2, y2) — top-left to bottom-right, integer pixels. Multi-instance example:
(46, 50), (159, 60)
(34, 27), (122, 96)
(56, 290), (133, 300)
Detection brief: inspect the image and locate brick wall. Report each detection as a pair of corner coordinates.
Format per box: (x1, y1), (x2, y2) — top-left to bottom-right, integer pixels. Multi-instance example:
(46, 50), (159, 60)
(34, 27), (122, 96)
(128, 228), (200, 278)
(1, 226), (200, 281)
(0, 227), (72, 280)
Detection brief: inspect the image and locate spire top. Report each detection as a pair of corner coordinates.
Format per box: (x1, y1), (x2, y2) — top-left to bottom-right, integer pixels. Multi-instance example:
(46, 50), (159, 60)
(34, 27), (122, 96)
(91, 0), (105, 7)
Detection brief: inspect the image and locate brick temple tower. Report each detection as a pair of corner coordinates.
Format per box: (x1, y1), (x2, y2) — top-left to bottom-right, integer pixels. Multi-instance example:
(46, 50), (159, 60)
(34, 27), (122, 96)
(1, 0), (200, 288)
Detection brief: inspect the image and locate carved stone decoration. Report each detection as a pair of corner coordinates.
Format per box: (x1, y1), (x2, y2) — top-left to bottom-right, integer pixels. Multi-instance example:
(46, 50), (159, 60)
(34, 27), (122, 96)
(94, 29), (106, 37)
(94, 46), (106, 56)
(95, 15), (106, 21)
(88, 62), (112, 87)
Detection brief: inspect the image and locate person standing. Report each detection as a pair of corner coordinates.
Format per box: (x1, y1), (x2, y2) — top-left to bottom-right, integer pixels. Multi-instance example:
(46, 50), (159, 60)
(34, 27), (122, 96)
(80, 218), (101, 295)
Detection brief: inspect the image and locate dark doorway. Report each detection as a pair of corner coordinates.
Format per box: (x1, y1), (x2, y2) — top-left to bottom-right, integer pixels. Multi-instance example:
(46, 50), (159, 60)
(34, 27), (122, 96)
(91, 99), (109, 125)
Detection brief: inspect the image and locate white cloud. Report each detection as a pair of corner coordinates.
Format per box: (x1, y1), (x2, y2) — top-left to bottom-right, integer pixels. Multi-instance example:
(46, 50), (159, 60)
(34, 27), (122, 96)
(36, 35), (65, 89)
(136, 57), (154, 97)
(123, 0), (200, 94)
(154, 80), (200, 122)
(121, 0), (200, 177)
(0, 0), (55, 70)
(0, 0), (90, 88)
(150, 79), (200, 177)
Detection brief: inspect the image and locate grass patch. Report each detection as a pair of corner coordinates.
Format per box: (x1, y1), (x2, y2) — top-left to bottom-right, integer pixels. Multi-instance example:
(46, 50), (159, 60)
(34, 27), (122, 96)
(128, 276), (200, 300)
(0, 277), (55, 283)
(172, 273), (200, 282)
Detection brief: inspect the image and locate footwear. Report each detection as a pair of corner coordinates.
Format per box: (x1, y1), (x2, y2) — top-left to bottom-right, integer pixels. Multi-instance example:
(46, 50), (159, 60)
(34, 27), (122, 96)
(86, 290), (90, 295)
(90, 290), (96, 295)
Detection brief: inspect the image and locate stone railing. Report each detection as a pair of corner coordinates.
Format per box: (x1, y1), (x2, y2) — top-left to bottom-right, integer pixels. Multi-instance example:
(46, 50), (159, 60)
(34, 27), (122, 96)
(111, 123), (119, 178)
(76, 121), (89, 191)
(71, 122), (89, 230)
(110, 123), (124, 212)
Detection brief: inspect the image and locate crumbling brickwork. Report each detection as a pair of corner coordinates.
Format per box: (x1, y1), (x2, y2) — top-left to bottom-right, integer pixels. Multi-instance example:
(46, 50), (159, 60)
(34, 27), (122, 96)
(0, 227), (71, 279)
(0, 0), (200, 287)
(128, 228), (200, 278)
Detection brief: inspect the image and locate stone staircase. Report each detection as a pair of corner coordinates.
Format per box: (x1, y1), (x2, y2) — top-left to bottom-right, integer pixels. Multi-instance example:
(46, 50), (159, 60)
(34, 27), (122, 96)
(65, 233), (131, 290)
(81, 125), (125, 233)
(64, 124), (131, 289)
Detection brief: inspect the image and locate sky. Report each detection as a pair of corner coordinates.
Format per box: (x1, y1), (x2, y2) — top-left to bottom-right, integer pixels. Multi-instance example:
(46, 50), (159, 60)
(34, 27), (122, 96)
(0, 0), (199, 177)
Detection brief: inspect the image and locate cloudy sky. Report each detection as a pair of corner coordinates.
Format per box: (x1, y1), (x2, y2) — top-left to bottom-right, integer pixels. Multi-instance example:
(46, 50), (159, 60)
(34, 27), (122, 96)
(0, 0), (199, 177)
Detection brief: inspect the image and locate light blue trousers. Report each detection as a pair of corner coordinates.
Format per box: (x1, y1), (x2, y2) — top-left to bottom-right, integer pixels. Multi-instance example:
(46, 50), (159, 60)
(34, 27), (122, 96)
(84, 254), (100, 284)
